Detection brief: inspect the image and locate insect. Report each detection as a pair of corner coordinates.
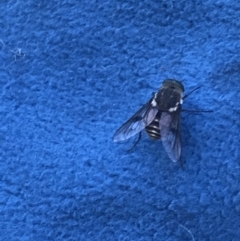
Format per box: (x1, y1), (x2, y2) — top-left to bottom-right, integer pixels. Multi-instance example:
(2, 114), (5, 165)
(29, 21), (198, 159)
(113, 79), (202, 163)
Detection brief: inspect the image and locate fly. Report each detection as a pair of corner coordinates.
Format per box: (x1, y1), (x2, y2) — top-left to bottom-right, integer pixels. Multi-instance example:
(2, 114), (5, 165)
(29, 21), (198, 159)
(113, 79), (208, 163)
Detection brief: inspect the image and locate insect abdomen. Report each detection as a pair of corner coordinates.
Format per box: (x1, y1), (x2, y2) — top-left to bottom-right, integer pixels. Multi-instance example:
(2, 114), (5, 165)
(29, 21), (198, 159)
(145, 112), (161, 140)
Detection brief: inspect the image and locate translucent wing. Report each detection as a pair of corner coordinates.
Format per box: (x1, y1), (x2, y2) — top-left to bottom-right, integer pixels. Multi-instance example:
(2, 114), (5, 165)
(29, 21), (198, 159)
(159, 110), (181, 162)
(113, 99), (158, 142)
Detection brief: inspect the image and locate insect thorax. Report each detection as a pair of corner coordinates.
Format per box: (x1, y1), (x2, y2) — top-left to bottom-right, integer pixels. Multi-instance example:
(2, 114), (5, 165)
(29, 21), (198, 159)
(152, 81), (184, 112)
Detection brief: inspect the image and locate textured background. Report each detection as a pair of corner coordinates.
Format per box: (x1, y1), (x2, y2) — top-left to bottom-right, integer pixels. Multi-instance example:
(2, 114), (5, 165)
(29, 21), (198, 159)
(0, 0), (239, 240)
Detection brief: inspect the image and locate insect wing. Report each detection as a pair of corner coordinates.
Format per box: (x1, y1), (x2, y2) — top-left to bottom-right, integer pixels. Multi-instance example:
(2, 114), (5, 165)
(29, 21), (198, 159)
(159, 111), (181, 162)
(113, 100), (158, 142)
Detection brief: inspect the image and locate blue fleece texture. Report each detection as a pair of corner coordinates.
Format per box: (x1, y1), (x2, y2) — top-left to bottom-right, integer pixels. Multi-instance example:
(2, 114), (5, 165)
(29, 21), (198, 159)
(0, 0), (239, 240)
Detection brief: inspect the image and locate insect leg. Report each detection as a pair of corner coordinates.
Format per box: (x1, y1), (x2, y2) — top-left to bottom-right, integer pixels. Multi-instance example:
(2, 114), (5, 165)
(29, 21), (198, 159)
(127, 132), (142, 152)
(183, 86), (201, 99)
(182, 109), (213, 113)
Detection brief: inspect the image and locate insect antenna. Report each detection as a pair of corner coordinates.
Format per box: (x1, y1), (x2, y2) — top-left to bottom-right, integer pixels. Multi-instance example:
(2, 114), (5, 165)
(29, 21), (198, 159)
(127, 132), (142, 152)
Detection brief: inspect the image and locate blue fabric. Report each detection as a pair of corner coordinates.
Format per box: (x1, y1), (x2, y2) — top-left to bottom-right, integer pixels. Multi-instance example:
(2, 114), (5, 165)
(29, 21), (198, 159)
(1, 0), (239, 240)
